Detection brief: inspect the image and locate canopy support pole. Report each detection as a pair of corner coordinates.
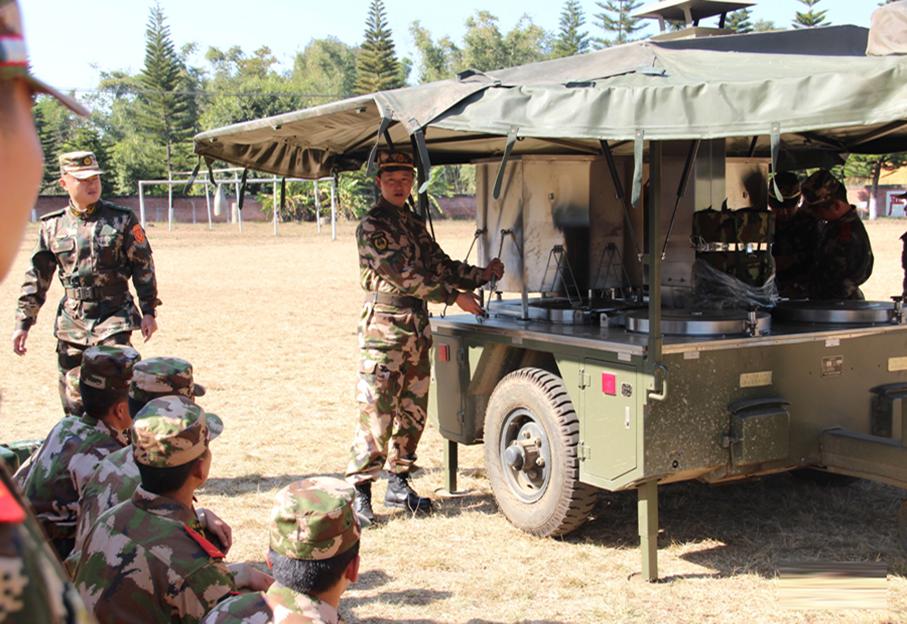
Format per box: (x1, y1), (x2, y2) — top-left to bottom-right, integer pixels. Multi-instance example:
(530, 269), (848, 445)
(138, 182), (146, 228)
(330, 175), (337, 241)
(204, 183), (212, 230)
(314, 180), (322, 233)
(272, 176), (279, 236)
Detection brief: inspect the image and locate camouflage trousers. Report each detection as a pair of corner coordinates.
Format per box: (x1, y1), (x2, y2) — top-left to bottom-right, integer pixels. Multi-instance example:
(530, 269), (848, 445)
(56, 332), (131, 408)
(346, 302), (432, 485)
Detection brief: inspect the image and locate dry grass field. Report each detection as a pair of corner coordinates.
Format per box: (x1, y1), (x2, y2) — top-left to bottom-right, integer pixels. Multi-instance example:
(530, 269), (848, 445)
(2, 217), (906, 623)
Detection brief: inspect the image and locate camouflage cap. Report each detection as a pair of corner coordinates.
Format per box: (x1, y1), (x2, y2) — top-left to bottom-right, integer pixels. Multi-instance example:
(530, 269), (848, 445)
(63, 366), (83, 415)
(0, 0), (88, 116)
(269, 477), (361, 561)
(801, 169), (847, 206)
(129, 357), (207, 406)
(80, 345), (141, 391)
(60, 151), (103, 180)
(132, 395), (222, 467)
(377, 151), (415, 175)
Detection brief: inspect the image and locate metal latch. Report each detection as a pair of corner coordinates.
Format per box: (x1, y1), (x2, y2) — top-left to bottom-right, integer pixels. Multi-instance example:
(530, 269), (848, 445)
(579, 441), (591, 461)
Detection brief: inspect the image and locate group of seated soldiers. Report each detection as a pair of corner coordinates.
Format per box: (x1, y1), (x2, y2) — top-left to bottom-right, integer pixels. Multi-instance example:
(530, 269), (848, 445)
(771, 169), (874, 300)
(9, 347), (359, 624)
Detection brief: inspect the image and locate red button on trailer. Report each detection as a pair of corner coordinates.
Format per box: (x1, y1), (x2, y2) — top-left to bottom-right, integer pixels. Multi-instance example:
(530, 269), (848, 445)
(438, 344), (450, 362)
(601, 373), (617, 396)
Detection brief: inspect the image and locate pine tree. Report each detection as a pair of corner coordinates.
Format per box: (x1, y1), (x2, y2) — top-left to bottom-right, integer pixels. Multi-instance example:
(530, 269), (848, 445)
(135, 3), (195, 180)
(726, 8), (753, 33)
(553, 0), (590, 58)
(355, 0), (404, 94)
(594, 0), (645, 49)
(793, 0), (829, 28)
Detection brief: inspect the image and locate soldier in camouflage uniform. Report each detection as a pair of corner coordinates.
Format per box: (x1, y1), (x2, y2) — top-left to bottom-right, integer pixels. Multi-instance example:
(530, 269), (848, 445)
(202, 477), (361, 624)
(11, 150), (161, 408)
(1, 1), (95, 620)
(801, 170), (874, 300)
(769, 171), (819, 299)
(72, 357), (228, 558)
(15, 345), (140, 559)
(346, 151), (504, 524)
(71, 395), (272, 624)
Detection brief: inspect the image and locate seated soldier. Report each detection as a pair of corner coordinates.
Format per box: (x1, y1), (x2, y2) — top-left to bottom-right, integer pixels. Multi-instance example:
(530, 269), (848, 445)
(72, 395), (272, 624)
(15, 345), (140, 558)
(801, 170), (874, 300)
(769, 171), (819, 299)
(202, 477), (361, 624)
(72, 357), (230, 556)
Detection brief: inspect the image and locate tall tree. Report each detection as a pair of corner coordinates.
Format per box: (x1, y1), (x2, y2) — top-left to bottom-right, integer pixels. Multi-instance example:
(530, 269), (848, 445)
(793, 0), (829, 28)
(461, 12), (549, 72)
(136, 3), (195, 181)
(410, 21), (463, 82)
(726, 9), (754, 33)
(553, 0), (590, 58)
(594, 0), (645, 49)
(753, 19), (776, 32)
(355, 0), (404, 94)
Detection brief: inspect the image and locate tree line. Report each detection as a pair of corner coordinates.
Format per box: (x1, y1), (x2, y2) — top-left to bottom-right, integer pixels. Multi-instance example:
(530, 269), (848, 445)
(34, 0), (902, 219)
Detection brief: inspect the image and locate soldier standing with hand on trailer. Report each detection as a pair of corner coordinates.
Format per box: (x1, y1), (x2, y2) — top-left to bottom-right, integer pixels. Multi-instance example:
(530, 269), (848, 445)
(346, 150), (504, 524)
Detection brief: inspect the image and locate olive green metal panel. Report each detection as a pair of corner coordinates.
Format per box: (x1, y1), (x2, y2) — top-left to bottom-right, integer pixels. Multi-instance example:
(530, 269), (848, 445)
(730, 406), (790, 466)
(431, 335), (471, 444)
(579, 360), (639, 484)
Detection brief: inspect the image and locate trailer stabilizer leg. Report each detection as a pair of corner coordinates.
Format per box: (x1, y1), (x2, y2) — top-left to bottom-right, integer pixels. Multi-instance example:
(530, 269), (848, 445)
(445, 440), (458, 493)
(638, 480), (659, 581)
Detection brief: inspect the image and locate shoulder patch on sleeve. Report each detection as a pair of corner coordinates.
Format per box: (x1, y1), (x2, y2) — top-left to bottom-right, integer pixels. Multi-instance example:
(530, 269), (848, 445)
(371, 232), (389, 252)
(183, 523), (226, 559)
(131, 224), (147, 245)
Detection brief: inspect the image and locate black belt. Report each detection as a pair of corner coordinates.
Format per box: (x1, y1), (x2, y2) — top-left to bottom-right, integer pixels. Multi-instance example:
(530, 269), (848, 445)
(64, 285), (128, 301)
(367, 292), (426, 311)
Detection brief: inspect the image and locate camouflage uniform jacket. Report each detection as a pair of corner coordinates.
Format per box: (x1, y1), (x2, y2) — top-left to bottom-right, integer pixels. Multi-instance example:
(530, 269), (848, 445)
(72, 445), (139, 552)
(14, 414), (125, 541)
(357, 198), (485, 305)
(773, 210), (819, 299)
(72, 486), (236, 624)
(15, 200), (160, 345)
(0, 464), (94, 624)
(810, 207), (874, 300)
(201, 582), (339, 624)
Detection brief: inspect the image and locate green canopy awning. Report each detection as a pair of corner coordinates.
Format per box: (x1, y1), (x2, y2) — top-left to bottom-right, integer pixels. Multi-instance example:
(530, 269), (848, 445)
(193, 25), (907, 178)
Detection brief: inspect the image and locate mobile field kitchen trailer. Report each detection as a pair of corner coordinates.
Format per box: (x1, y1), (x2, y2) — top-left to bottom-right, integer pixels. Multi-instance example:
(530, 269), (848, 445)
(194, 0), (907, 581)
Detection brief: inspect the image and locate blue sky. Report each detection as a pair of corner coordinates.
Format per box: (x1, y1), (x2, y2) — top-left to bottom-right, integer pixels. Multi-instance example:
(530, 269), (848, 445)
(22, 0), (877, 92)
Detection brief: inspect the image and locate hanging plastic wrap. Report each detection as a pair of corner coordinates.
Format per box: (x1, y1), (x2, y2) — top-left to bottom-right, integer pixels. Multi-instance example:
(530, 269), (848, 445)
(692, 259), (779, 310)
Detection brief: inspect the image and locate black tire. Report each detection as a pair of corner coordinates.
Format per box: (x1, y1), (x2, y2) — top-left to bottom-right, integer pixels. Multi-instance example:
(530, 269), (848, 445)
(484, 367), (597, 537)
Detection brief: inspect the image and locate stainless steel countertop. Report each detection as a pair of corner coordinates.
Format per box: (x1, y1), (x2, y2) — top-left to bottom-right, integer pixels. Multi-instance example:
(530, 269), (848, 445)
(430, 313), (907, 356)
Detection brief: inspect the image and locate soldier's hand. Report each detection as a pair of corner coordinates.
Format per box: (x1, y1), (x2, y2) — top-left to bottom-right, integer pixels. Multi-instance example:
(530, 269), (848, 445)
(481, 258), (505, 282)
(229, 562), (274, 591)
(11, 329), (28, 356)
(197, 507), (232, 553)
(140, 314), (157, 342)
(455, 291), (484, 316)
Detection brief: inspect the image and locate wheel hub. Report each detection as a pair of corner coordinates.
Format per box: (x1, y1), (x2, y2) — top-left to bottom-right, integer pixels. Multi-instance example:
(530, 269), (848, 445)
(499, 409), (551, 503)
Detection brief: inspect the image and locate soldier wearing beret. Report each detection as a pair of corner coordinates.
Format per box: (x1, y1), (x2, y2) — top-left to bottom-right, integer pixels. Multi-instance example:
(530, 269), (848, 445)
(11, 149), (161, 409)
(202, 477), (361, 624)
(72, 357), (230, 557)
(801, 170), (874, 300)
(15, 344), (140, 558)
(346, 150), (504, 523)
(72, 395), (272, 624)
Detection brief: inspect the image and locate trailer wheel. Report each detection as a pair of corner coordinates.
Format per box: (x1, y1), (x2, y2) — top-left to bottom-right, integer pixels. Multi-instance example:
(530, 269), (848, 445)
(484, 367), (596, 537)
(898, 500), (907, 552)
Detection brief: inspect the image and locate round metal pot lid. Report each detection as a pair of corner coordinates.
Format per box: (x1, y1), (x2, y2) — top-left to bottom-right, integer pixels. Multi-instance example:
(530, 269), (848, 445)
(772, 300), (894, 324)
(626, 310), (771, 336)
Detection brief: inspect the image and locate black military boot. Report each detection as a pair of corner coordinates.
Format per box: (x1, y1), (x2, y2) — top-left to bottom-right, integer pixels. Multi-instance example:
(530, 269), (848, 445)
(384, 472), (433, 514)
(353, 482), (374, 527)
